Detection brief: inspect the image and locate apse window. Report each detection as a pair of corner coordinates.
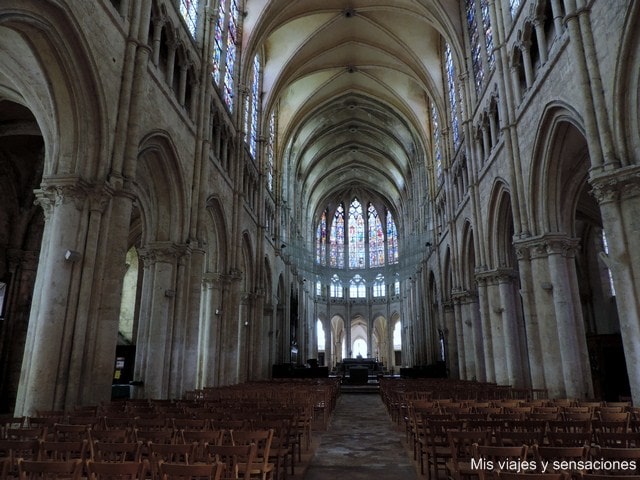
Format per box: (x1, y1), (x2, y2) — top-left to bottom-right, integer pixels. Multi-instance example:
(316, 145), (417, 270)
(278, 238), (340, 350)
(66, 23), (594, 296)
(601, 230), (616, 297)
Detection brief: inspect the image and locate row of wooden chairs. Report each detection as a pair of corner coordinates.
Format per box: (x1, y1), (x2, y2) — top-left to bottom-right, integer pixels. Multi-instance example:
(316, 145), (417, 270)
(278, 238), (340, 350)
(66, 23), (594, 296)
(15, 458), (228, 480)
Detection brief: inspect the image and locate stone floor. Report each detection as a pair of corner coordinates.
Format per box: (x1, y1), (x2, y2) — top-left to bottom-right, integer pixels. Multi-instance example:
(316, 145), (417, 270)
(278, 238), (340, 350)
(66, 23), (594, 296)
(297, 392), (420, 480)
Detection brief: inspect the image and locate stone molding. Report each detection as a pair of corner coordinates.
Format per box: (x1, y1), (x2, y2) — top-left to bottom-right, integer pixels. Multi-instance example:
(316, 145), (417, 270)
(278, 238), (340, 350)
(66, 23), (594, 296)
(514, 234), (580, 260)
(589, 165), (640, 205)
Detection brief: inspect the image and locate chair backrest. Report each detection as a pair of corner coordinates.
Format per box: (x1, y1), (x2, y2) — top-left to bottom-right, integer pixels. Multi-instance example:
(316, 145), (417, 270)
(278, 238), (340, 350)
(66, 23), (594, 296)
(496, 472), (568, 479)
(86, 460), (148, 480)
(595, 431), (640, 448)
(17, 459), (83, 480)
(545, 431), (592, 446)
(38, 440), (89, 461)
(52, 424), (90, 442)
(91, 441), (143, 462)
(495, 430), (545, 447)
(89, 429), (133, 444)
(158, 461), (225, 480)
(206, 443), (257, 480)
(230, 429), (273, 464)
(448, 430), (491, 464)
(533, 444), (588, 473)
(590, 446), (640, 475)
(133, 429), (175, 445)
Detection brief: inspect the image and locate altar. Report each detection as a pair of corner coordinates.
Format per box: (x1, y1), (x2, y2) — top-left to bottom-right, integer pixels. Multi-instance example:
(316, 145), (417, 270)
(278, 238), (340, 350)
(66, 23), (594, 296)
(336, 358), (383, 384)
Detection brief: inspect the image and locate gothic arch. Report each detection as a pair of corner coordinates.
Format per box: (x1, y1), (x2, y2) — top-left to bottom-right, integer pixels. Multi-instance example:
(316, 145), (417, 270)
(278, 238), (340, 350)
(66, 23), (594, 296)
(529, 104), (588, 235)
(0, 1), (106, 177)
(460, 221), (476, 291)
(204, 196), (229, 274)
(612, 0), (640, 163)
(136, 132), (189, 244)
(486, 179), (515, 269)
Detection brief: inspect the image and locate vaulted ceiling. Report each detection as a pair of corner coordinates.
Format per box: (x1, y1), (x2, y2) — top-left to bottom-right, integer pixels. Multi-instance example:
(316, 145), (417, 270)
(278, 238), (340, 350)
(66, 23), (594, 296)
(243, 0), (464, 221)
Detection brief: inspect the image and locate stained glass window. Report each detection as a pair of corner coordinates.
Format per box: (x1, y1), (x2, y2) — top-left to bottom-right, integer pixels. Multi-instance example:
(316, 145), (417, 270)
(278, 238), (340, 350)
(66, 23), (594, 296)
(465, 0), (484, 93)
(368, 204), (385, 267)
(223, 0), (238, 110)
(387, 210), (398, 265)
(212, 0), (225, 84)
(348, 199), (365, 269)
(180, 0), (198, 37)
(509, 0), (521, 18)
(316, 211), (327, 266)
(394, 274), (400, 296)
(480, 0), (495, 69)
(373, 274), (386, 297)
(330, 274), (343, 298)
(349, 274), (366, 298)
(432, 103), (443, 183)
(445, 43), (461, 150)
(250, 55), (260, 158)
(330, 204), (345, 268)
(266, 111), (275, 191)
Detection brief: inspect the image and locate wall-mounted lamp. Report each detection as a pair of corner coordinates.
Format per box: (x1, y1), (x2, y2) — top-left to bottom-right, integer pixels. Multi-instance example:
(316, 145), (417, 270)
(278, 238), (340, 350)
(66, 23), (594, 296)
(280, 244), (286, 249)
(541, 282), (553, 291)
(425, 242), (432, 247)
(164, 289), (176, 298)
(215, 308), (221, 315)
(244, 321), (249, 327)
(64, 250), (81, 262)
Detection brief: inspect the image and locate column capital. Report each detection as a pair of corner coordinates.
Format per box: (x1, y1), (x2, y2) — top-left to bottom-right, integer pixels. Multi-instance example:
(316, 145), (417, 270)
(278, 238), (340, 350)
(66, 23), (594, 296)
(138, 241), (189, 266)
(476, 268), (518, 285)
(589, 165), (640, 205)
(34, 176), (91, 218)
(514, 234), (580, 259)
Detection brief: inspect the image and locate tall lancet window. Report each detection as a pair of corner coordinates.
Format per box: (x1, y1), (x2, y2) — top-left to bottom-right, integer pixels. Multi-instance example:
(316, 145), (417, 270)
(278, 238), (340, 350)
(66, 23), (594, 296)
(480, 0), (495, 69)
(387, 210), (398, 265)
(316, 210), (327, 266)
(266, 111), (275, 191)
(432, 102), (443, 183)
(445, 43), (461, 150)
(368, 204), (385, 267)
(465, 0), (484, 93)
(330, 204), (345, 268)
(249, 55), (260, 157)
(223, 0), (239, 110)
(180, 0), (198, 37)
(348, 199), (365, 269)
(212, 0), (225, 84)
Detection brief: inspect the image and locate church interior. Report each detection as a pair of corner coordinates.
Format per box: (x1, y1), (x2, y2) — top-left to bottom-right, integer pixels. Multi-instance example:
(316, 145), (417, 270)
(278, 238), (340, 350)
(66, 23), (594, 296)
(1, 0), (640, 421)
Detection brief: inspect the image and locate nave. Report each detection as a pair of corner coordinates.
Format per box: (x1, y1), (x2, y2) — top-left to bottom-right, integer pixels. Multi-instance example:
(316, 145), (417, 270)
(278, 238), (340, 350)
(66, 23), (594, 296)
(303, 392), (417, 480)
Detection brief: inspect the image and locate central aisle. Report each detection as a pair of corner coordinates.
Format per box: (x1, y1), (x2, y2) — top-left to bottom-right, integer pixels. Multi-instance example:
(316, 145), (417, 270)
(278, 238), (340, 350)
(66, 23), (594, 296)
(303, 392), (418, 480)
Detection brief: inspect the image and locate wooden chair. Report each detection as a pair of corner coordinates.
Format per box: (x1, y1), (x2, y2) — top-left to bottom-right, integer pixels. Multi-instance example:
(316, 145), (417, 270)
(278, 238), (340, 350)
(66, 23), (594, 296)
(5, 428), (46, 441)
(89, 429), (134, 444)
(446, 430), (491, 480)
(38, 440), (89, 462)
(594, 431), (640, 448)
(496, 431), (545, 449)
(177, 431), (224, 463)
(51, 425), (90, 442)
(170, 420), (209, 432)
(588, 446), (640, 475)
(148, 443), (196, 480)
(86, 460), (148, 480)
(420, 419), (464, 479)
(533, 444), (588, 475)
(545, 431), (592, 447)
(158, 462), (224, 480)
(230, 430), (274, 480)
(206, 443), (257, 480)
(90, 441), (143, 462)
(496, 473), (569, 479)
(17, 459), (83, 480)
(252, 419), (293, 480)
(473, 444), (529, 480)
(0, 439), (40, 479)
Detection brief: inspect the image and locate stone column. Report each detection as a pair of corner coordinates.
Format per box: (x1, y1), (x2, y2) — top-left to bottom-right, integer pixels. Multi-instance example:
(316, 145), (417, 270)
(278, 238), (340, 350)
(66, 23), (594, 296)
(14, 180), (89, 415)
(483, 277), (508, 385)
(546, 237), (593, 399)
(590, 168), (640, 404)
(134, 242), (186, 399)
(476, 275), (496, 382)
(443, 302), (458, 378)
(496, 269), (526, 388)
(515, 243), (546, 391)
